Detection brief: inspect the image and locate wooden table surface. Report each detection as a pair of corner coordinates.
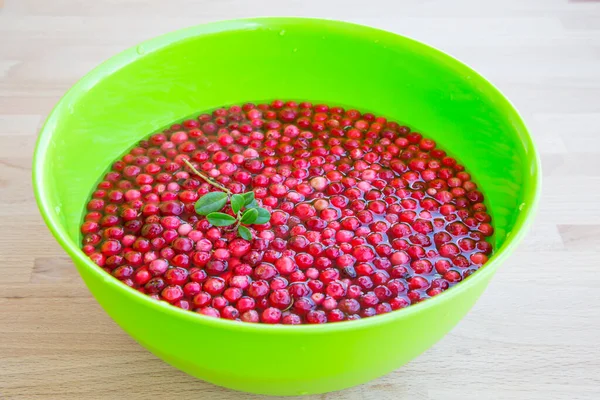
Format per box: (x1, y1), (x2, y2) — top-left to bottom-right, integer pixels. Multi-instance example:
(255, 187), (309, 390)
(1, 0), (599, 399)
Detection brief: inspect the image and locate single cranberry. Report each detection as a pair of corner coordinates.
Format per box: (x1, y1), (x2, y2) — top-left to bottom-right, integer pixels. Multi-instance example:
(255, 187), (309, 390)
(282, 313), (302, 325)
(269, 289), (292, 309)
(261, 307), (282, 324)
(198, 307), (220, 318)
(275, 256), (297, 275)
(203, 277), (225, 295)
(248, 280), (269, 298)
(353, 246), (376, 262)
(293, 297), (316, 315)
(161, 285), (184, 303)
(338, 298), (360, 314)
(306, 310), (327, 324)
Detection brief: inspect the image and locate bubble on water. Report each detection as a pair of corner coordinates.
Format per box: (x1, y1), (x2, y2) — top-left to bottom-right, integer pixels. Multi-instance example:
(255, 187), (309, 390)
(519, 202), (525, 210)
(279, 30), (286, 36)
(293, 48), (298, 52)
(136, 45), (146, 55)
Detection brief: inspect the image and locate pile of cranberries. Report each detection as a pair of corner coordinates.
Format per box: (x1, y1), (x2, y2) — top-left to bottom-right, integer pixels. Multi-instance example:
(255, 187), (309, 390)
(81, 100), (493, 324)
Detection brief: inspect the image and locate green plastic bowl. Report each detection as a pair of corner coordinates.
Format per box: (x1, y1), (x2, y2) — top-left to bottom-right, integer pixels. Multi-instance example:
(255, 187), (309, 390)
(33, 18), (540, 396)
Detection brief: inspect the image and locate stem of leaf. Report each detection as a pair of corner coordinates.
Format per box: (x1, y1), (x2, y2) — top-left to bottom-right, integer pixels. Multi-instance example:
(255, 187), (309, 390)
(182, 159), (232, 195)
(234, 211), (242, 229)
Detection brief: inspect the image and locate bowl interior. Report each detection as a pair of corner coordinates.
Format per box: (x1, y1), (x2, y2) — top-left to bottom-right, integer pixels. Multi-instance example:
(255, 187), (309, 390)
(35, 17), (537, 306)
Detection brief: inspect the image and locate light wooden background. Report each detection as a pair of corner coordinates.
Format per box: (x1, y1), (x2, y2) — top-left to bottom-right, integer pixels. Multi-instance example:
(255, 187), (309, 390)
(1, 0), (599, 399)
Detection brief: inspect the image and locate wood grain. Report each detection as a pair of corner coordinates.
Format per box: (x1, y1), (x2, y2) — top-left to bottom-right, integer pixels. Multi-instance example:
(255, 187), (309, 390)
(1, 0), (599, 399)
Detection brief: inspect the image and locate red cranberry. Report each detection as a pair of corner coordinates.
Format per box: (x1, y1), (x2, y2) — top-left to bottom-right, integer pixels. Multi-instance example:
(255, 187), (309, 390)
(161, 285), (184, 303)
(262, 307), (282, 324)
(269, 289), (292, 309)
(339, 298), (360, 314)
(306, 310), (327, 324)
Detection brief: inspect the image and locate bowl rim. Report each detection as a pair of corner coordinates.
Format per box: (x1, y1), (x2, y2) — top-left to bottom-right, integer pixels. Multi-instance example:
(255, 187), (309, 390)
(32, 17), (541, 334)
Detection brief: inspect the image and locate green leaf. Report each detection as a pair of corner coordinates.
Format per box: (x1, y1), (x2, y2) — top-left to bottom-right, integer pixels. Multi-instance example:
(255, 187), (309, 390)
(231, 194), (245, 214)
(242, 192), (255, 206)
(240, 208), (258, 224)
(254, 207), (271, 224)
(245, 199), (259, 209)
(194, 192), (228, 216)
(238, 226), (252, 240)
(206, 212), (236, 226)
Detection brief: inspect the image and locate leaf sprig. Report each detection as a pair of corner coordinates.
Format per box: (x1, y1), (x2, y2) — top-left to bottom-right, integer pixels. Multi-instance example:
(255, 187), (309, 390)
(183, 159), (270, 239)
